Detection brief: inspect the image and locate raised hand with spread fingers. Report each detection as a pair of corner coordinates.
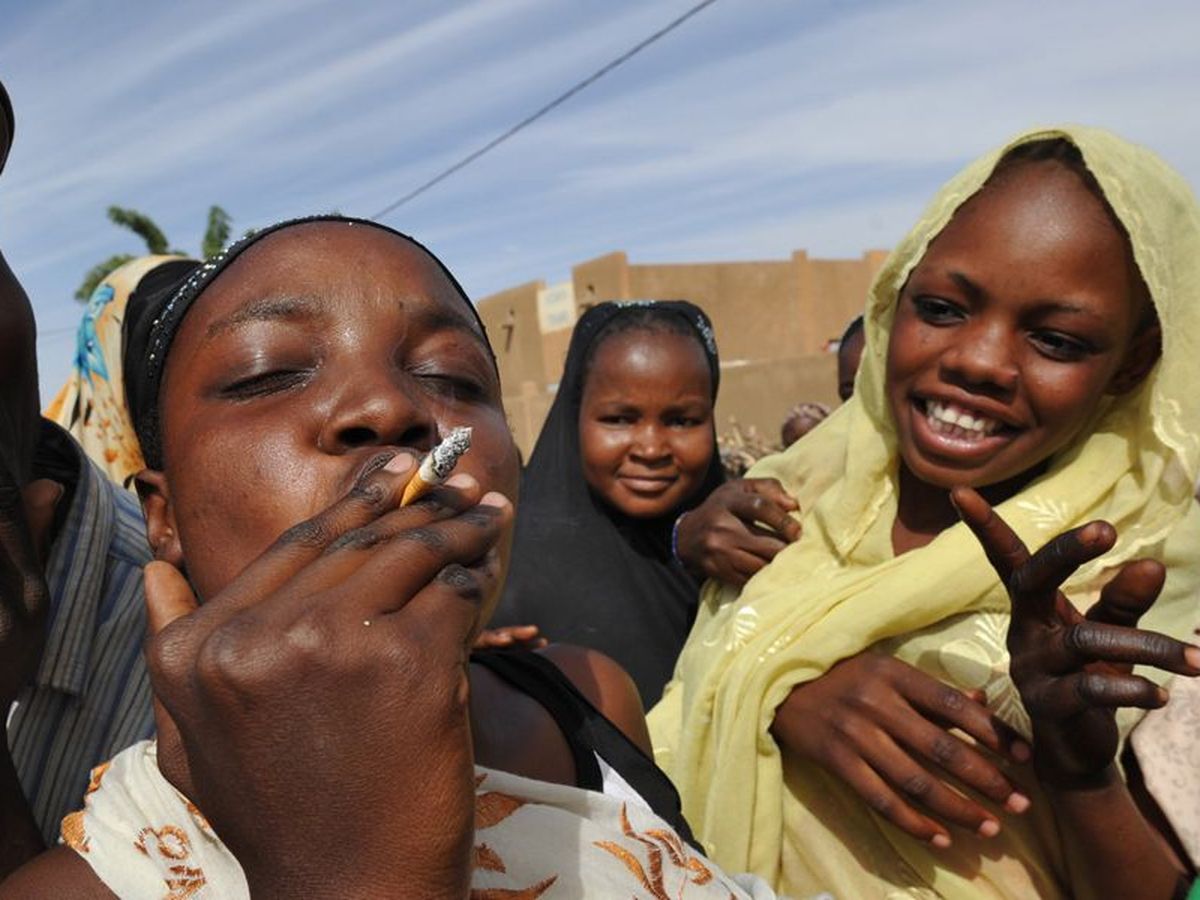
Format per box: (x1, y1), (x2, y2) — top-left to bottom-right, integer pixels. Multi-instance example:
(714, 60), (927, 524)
(955, 486), (1199, 899)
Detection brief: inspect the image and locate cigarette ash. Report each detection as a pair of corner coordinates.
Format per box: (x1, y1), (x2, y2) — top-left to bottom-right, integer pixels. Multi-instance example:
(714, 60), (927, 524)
(430, 426), (472, 480)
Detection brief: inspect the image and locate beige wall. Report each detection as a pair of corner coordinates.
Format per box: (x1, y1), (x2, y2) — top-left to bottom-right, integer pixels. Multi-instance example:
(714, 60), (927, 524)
(475, 281), (546, 396)
(476, 247), (888, 456)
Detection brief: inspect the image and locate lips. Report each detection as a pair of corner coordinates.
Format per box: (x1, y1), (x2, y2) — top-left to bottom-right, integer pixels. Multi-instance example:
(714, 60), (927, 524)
(909, 397), (1020, 463)
(923, 398), (1003, 440)
(616, 473), (677, 495)
(345, 446), (417, 494)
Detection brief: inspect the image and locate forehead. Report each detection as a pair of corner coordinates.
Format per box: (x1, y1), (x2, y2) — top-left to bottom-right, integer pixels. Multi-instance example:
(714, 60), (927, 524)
(586, 327), (711, 389)
(595, 325), (705, 362)
(931, 163), (1129, 265)
(184, 222), (484, 337)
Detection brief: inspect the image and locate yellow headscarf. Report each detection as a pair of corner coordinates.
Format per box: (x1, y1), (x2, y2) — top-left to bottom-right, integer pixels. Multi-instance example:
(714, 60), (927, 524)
(648, 126), (1200, 898)
(45, 256), (185, 489)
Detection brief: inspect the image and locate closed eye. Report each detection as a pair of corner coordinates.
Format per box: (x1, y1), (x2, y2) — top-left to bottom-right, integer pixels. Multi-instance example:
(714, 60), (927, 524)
(414, 373), (489, 404)
(219, 369), (310, 399)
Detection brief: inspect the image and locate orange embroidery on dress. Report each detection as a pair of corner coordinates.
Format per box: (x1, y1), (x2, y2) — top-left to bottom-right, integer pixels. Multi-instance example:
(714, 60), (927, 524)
(134, 825), (192, 860)
(593, 804), (718, 899)
(640, 828), (712, 884)
(475, 843), (506, 873)
(475, 791), (527, 829)
(61, 810), (89, 853)
(184, 799), (212, 833)
(469, 875), (557, 899)
(163, 864), (207, 899)
(471, 774), (555, 899)
(132, 825), (208, 899)
(684, 857), (715, 887)
(595, 840), (665, 897)
(86, 760), (111, 795)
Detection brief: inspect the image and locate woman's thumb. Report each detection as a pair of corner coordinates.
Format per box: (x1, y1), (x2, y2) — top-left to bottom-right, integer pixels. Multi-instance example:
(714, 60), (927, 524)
(142, 560), (197, 798)
(144, 560), (197, 635)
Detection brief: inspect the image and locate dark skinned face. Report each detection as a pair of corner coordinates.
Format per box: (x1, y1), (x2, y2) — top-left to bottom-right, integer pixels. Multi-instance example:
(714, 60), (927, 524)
(577, 329), (715, 519)
(0, 250), (40, 483)
(147, 223), (520, 607)
(837, 327), (865, 403)
(886, 161), (1158, 500)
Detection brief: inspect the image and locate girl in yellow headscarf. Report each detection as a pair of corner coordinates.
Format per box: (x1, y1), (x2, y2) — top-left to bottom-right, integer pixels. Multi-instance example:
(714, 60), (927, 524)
(649, 126), (1200, 899)
(45, 256), (191, 489)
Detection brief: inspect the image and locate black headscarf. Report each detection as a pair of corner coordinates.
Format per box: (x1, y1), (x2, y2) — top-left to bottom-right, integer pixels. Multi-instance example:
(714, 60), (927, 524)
(0, 80), (13, 176)
(122, 215), (494, 469)
(491, 301), (725, 705)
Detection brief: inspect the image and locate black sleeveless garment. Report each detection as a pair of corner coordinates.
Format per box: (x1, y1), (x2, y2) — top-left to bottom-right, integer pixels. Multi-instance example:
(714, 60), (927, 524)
(470, 648), (700, 852)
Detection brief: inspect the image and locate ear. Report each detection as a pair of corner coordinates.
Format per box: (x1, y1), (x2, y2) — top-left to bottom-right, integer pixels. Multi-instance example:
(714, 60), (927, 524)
(1108, 321), (1161, 396)
(134, 468), (184, 567)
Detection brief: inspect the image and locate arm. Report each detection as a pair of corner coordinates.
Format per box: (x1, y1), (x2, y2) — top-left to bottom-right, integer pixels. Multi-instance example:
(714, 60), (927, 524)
(675, 478), (802, 586)
(0, 752), (42, 881)
(141, 457), (510, 900)
(955, 486), (1200, 900)
(538, 643), (653, 755)
(0, 847), (115, 898)
(0, 472), (62, 879)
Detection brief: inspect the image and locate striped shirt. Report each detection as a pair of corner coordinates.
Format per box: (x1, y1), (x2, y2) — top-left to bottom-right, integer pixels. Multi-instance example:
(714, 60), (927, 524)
(6, 423), (153, 843)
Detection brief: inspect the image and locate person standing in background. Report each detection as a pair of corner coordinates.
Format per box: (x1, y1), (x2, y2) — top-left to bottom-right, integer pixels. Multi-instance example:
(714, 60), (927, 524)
(0, 79), (154, 876)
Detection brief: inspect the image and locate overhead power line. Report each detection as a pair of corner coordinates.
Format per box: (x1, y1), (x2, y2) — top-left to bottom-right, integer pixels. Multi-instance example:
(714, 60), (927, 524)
(38, 325), (78, 339)
(369, 0), (720, 220)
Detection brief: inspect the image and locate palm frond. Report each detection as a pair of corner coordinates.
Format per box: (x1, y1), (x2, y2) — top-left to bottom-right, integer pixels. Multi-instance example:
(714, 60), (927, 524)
(201, 205), (232, 258)
(75, 254), (136, 302)
(106, 206), (171, 255)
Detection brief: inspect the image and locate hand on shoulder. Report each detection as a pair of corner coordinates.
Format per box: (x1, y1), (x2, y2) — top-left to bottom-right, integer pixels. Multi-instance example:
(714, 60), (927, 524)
(674, 478), (801, 586)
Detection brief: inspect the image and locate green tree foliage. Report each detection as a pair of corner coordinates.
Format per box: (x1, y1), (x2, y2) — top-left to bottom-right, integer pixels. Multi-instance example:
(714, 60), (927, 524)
(202, 205), (232, 259)
(105, 206), (176, 256)
(75, 254), (137, 302)
(75, 204), (235, 302)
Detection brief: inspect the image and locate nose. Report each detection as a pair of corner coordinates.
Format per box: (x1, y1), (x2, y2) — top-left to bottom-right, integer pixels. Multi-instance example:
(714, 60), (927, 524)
(940, 319), (1019, 397)
(629, 422), (670, 464)
(318, 369), (437, 454)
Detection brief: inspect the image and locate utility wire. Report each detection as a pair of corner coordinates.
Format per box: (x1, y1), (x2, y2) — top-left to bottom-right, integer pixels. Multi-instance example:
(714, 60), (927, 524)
(370, 0), (719, 220)
(38, 325), (78, 339)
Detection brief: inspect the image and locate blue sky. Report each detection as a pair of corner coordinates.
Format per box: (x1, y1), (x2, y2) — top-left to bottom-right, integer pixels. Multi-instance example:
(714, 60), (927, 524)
(2, 0), (1199, 399)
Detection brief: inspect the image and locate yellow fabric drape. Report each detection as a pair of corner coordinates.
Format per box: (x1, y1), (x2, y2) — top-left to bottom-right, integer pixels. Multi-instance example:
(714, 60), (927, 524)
(648, 125), (1200, 898)
(45, 256), (183, 489)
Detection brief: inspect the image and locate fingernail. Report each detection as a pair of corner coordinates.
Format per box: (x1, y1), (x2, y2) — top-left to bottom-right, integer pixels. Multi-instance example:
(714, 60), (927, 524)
(1011, 740), (1032, 763)
(1185, 646), (1200, 670)
(1005, 792), (1031, 814)
(1157, 686), (1170, 705)
(479, 491), (509, 508)
(445, 473), (475, 489)
(931, 833), (951, 849)
(978, 819), (1000, 838)
(384, 453), (414, 474)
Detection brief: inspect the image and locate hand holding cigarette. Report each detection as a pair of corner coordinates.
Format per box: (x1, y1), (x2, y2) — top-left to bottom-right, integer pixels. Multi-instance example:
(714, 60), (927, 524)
(400, 426), (473, 506)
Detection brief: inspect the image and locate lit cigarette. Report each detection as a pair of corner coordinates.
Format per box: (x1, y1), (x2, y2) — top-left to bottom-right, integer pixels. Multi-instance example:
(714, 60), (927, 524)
(400, 426), (473, 506)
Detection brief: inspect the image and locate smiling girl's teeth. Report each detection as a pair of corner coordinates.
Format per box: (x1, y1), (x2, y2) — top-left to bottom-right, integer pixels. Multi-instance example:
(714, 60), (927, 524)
(924, 399), (1001, 440)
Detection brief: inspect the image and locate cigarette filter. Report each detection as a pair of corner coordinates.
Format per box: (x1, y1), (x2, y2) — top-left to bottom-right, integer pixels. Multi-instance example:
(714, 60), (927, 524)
(400, 426), (473, 506)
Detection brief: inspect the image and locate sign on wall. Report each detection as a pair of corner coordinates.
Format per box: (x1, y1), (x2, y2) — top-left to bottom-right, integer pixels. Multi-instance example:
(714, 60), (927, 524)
(537, 281), (576, 333)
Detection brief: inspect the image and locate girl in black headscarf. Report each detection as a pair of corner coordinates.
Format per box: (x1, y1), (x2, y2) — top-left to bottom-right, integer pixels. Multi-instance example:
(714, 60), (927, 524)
(492, 301), (725, 705)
